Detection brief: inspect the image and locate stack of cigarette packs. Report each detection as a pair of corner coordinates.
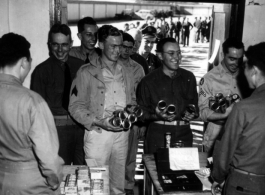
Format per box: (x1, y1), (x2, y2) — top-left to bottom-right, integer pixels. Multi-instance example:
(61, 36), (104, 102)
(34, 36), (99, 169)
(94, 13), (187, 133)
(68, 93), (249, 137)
(61, 166), (104, 195)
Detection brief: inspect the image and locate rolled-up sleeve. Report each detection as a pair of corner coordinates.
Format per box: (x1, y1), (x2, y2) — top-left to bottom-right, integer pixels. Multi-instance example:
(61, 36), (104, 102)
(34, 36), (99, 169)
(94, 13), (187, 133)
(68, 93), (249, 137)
(28, 97), (63, 189)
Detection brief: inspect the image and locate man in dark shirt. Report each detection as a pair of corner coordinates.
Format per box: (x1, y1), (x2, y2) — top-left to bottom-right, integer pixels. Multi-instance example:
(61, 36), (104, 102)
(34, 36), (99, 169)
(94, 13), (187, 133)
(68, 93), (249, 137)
(200, 17), (207, 43)
(182, 17), (193, 47)
(138, 26), (162, 73)
(211, 42), (265, 195)
(137, 38), (198, 154)
(69, 17), (100, 63)
(174, 17), (182, 44)
(31, 24), (85, 165)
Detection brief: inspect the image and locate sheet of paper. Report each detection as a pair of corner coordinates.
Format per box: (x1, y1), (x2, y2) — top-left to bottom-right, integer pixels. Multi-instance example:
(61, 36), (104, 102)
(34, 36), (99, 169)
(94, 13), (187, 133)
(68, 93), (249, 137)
(169, 148), (200, 170)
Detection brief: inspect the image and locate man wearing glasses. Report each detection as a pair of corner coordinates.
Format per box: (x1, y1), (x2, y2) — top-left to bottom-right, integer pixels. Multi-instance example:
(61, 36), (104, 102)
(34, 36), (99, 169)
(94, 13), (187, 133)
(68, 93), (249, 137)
(137, 38), (198, 154)
(119, 33), (145, 195)
(69, 17), (100, 63)
(69, 25), (138, 195)
(31, 24), (85, 165)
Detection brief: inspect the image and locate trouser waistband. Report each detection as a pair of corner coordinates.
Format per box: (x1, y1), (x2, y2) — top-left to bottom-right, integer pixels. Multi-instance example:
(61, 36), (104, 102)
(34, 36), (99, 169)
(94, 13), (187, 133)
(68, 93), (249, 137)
(0, 159), (38, 171)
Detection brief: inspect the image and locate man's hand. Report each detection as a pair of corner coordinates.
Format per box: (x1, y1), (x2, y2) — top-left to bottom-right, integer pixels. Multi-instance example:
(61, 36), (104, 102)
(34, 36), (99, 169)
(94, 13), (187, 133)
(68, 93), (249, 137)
(94, 117), (123, 132)
(182, 111), (196, 121)
(155, 106), (176, 121)
(224, 102), (237, 118)
(211, 181), (224, 195)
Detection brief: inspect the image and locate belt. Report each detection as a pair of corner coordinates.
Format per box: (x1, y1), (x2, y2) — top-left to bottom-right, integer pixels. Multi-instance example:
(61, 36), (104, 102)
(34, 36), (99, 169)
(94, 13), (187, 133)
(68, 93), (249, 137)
(54, 115), (76, 126)
(232, 167), (265, 177)
(0, 159), (38, 172)
(154, 120), (189, 126)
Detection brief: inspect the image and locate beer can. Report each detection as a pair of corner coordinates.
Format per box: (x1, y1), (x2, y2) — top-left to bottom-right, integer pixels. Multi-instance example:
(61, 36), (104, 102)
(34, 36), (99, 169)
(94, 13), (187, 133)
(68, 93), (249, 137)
(122, 118), (131, 130)
(157, 100), (167, 111)
(133, 106), (143, 118)
(225, 94), (233, 107)
(215, 93), (223, 101)
(118, 111), (129, 121)
(128, 113), (137, 123)
(109, 117), (122, 127)
(165, 132), (171, 148)
(218, 97), (227, 113)
(166, 104), (176, 115)
(210, 102), (220, 112)
(232, 94), (240, 103)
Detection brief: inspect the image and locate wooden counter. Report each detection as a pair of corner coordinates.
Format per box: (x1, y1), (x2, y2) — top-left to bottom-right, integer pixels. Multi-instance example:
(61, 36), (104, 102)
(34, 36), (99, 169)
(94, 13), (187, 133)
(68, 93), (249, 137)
(143, 153), (212, 195)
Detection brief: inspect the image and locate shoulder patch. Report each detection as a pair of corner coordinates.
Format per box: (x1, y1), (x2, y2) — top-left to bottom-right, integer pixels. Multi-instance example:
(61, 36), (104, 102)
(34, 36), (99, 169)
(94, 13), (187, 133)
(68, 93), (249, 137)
(200, 78), (204, 85)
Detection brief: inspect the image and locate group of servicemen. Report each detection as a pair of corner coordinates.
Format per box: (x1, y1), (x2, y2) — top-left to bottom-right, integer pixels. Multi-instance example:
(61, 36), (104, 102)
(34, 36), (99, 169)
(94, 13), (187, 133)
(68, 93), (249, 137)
(1, 15), (265, 195)
(142, 16), (211, 47)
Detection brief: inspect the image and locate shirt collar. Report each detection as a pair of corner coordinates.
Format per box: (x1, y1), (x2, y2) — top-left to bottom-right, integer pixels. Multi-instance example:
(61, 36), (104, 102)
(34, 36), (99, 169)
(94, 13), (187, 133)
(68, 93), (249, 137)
(158, 66), (181, 79)
(252, 83), (265, 96)
(0, 73), (22, 86)
(217, 62), (238, 78)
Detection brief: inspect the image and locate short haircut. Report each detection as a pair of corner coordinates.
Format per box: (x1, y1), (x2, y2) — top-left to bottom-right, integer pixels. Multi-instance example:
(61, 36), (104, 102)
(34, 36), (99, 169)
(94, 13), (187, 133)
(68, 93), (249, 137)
(48, 24), (72, 43)
(0, 33), (31, 68)
(122, 33), (135, 45)
(222, 37), (244, 54)
(156, 37), (177, 52)
(98, 25), (121, 43)
(77, 17), (97, 33)
(245, 42), (265, 75)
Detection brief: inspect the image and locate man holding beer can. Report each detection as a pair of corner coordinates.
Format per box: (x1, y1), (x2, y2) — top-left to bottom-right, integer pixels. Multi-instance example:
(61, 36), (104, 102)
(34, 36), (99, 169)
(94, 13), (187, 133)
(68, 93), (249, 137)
(198, 37), (244, 155)
(137, 38), (198, 154)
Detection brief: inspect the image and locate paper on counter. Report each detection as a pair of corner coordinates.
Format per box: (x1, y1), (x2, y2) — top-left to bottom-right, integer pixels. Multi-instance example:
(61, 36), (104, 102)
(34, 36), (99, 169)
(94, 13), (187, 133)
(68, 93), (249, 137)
(169, 148), (200, 170)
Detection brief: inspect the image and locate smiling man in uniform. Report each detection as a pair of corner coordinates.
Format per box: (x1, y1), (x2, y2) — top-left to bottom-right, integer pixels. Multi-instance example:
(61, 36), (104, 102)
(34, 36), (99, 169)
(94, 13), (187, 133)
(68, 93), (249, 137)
(198, 37), (244, 155)
(69, 17), (100, 63)
(31, 24), (85, 165)
(139, 26), (162, 72)
(69, 25), (138, 195)
(137, 38), (198, 154)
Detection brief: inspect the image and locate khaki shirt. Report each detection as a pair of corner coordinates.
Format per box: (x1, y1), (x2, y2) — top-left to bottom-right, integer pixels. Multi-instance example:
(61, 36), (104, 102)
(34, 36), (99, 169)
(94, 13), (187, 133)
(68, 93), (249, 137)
(69, 56), (136, 132)
(198, 63), (242, 150)
(69, 46), (100, 62)
(0, 74), (63, 188)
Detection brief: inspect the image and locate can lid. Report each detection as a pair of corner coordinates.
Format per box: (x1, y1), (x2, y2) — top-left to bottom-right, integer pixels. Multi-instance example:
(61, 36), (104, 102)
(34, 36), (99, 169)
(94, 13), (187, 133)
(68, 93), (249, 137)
(165, 132), (171, 135)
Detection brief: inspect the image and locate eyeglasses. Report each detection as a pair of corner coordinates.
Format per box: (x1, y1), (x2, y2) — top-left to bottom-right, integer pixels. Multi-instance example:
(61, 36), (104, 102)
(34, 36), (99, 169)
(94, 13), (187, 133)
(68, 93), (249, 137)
(122, 45), (134, 51)
(50, 42), (70, 49)
(162, 50), (182, 57)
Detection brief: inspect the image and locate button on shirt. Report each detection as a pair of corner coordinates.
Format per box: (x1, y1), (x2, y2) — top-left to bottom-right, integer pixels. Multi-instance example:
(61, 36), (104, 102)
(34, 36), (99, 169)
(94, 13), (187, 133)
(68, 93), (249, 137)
(212, 83), (265, 183)
(102, 63), (126, 117)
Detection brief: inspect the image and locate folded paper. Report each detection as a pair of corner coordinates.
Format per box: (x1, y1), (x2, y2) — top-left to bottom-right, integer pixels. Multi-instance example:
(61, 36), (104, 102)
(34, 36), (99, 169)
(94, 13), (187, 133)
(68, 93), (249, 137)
(169, 148), (200, 170)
